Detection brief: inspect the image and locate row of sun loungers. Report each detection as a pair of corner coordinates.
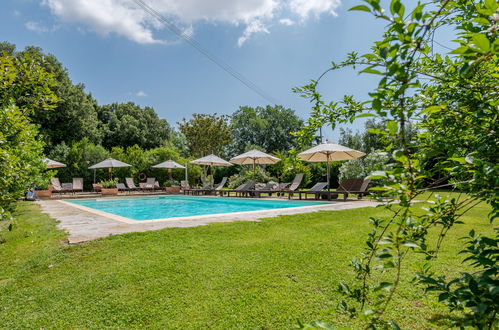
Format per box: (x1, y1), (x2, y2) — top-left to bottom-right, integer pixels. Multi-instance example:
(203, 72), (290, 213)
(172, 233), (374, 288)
(292, 178), (370, 201)
(50, 177), (161, 194)
(50, 175), (370, 201)
(183, 173), (370, 201)
(50, 178), (83, 194)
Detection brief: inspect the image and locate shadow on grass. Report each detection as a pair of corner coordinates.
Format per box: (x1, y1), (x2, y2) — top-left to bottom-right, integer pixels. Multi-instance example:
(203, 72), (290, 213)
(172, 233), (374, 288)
(428, 312), (466, 328)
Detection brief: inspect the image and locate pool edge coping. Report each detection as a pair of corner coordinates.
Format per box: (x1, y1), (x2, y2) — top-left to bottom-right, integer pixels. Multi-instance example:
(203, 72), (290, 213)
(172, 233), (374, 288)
(56, 197), (335, 224)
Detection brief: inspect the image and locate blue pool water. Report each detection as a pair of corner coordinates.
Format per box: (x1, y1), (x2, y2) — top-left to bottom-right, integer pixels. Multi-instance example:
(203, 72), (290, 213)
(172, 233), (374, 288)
(67, 196), (328, 220)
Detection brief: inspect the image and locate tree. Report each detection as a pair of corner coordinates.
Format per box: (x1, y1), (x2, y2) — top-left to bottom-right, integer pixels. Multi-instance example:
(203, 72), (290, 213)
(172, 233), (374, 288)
(48, 139), (109, 188)
(229, 105), (303, 155)
(339, 119), (415, 153)
(99, 102), (171, 149)
(338, 151), (389, 182)
(0, 44), (103, 148)
(178, 113), (231, 157)
(0, 51), (58, 221)
(295, 0), (498, 328)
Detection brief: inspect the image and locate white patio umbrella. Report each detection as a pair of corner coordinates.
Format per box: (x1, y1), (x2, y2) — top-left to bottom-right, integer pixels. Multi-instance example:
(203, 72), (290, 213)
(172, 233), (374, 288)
(88, 158), (131, 180)
(230, 149), (280, 174)
(191, 154), (232, 184)
(298, 141), (365, 190)
(43, 157), (66, 169)
(152, 160), (185, 180)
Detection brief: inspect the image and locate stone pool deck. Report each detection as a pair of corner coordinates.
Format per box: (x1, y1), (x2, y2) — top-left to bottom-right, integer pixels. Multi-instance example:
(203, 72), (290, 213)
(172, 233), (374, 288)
(38, 197), (382, 244)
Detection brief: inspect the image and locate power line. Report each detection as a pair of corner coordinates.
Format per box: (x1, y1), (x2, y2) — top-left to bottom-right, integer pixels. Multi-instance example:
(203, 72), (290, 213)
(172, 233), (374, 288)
(131, 0), (280, 105)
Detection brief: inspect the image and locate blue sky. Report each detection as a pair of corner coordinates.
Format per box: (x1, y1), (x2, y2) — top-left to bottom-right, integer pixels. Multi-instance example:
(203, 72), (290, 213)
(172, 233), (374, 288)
(1, 0), (391, 141)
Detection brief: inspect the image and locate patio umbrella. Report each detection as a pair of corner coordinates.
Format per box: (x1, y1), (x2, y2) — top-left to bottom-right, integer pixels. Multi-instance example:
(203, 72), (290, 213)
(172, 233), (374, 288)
(229, 149), (280, 174)
(298, 141), (365, 190)
(191, 154), (232, 184)
(89, 158), (131, 180)
(43, 157), (66, 169)
(152, 160), (185, 180)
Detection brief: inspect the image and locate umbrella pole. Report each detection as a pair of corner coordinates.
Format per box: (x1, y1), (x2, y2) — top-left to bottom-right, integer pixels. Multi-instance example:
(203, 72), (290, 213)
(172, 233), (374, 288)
(109, 167), (112, 180)
(185, 163), (188, 184)
(93, 169), (96, 184)
(327, 153), (331, 191)
(253, 159), (256, 175)
(168, 168), (172, 181)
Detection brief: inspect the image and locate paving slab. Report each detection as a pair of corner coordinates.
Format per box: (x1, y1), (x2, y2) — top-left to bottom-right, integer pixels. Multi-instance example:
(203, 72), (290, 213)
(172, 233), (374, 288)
(38, 197), (382, 244)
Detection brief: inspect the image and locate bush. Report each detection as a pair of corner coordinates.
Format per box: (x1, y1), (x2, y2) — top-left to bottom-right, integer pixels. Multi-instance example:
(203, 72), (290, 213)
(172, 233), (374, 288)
(163, 180), (180, 187)
(270, 151), (311, 188)
(338, 151), (389, 182)
(228, 167), (277, 189)
(98, 179), (118, 189)
(1, 52), (57, 221)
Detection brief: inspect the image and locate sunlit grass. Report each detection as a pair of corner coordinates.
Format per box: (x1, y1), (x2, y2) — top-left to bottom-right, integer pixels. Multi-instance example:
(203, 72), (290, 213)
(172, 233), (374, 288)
(0, 192), (493, 328)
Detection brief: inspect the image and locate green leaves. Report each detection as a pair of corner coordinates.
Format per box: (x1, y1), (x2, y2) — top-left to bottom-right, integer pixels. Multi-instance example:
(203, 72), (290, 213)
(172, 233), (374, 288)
(389, 0), (405, 17)
(294, 0), (499, 328)
(349, 5), (371, 12)
(386, 121), (398, 135)
(360, 66), (383, 75)
(470, 33), (490, 53)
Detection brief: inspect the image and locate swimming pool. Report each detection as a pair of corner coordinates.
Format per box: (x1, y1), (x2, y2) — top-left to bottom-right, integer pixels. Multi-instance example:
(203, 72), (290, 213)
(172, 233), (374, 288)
(66, 196), (328, 221)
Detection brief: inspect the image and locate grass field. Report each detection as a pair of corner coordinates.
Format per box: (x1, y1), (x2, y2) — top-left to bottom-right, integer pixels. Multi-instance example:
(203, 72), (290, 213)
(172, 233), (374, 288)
(0, 193), (494, 328)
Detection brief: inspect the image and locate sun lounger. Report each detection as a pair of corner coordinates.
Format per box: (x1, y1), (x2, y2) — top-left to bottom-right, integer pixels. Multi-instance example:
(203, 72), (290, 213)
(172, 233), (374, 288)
(319, 179), (371, 201)
(290, 182), (328, 200)
(220, 181), (255, 197)
(125, 178), (140, 192)
(116, 183), (130, 194)
(235, 181), (257, 197)
(180, 180), (190, 192)
(72, 178), (83, 193)
(50, 178), (71, 195)
(278, 173), (304, 197)
(141, 177), (156, 191)
(191, 177), (228, 196)
(184, 182), (214, 195)
(62, 182), (73, 193)
(252, 182), (282, 197)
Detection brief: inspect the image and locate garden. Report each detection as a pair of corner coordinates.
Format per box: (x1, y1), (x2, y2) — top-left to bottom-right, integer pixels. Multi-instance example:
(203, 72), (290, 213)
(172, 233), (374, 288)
(0, 0), (497, 328)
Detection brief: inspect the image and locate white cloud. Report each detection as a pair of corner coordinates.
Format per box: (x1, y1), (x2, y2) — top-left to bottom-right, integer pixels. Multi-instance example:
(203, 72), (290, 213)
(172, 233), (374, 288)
(25, 21), (58, 33)
(42, 0), (341, 46)
(290, 0), (341, 20)
(136, 90), (148, 97)
(279, 18), (295, 26)
(238, 20), (270, 47)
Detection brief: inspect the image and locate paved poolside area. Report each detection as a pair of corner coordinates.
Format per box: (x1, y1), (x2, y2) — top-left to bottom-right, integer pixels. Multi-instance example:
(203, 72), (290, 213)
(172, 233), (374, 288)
(38, 197), (382, 244)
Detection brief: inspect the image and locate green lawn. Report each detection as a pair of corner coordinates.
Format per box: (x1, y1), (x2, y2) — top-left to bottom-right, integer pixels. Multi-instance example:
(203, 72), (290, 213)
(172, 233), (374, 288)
(0, 193), (494, 328)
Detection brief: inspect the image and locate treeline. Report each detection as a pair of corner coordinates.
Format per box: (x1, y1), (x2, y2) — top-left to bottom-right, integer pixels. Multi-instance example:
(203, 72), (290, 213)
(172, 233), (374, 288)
(1, 42), (172, 151)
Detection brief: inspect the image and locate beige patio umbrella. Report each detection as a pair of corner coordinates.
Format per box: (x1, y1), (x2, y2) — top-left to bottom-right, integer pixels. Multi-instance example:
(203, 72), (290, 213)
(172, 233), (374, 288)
(298, 141), (365, 190)
(230, 149), (280, 174)
(89, 158), (131, 180)
(152, 160), (185, 180)
(43, 157), (66, 169)
(191, 154), (232, 183)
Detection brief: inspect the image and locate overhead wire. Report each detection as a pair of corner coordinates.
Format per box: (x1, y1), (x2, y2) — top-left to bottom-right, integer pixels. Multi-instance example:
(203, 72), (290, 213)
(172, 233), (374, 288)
(131, 0), (280, 105)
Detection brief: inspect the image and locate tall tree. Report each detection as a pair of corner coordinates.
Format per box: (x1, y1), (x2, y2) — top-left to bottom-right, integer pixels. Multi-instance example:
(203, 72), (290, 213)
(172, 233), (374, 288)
(178, 113), (231, 157)
(338, 119), (408, 153)
(1, 44), (103, 148)
(229, 105), (303, 155)
(98, 102), (171, 149)
(0, 51), (58, 221)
